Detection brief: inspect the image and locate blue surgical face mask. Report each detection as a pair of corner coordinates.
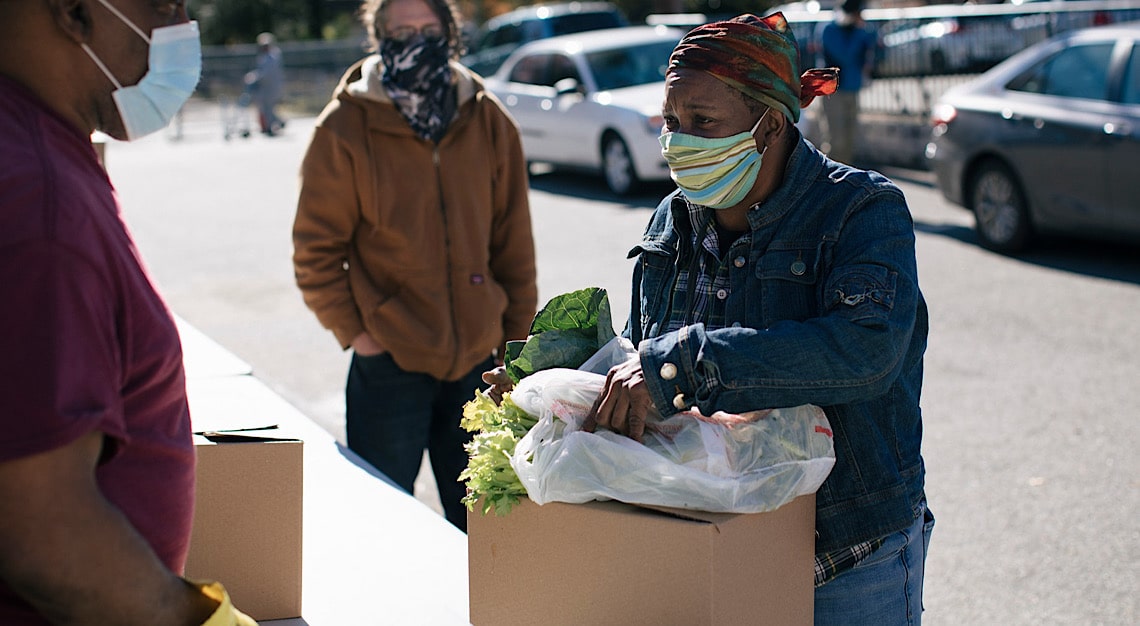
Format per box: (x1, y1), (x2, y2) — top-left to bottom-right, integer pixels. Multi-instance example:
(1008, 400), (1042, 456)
(81, 0), (201, 140)
(659, 109), (769, 209)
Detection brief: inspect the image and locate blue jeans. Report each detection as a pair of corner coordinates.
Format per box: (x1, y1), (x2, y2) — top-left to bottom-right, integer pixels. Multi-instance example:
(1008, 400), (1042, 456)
(345, 352), (491, 533)
(814, 502), (935, 625)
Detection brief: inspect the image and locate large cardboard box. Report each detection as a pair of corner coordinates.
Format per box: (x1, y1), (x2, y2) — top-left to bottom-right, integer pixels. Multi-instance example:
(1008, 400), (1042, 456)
(468, 494), (816, 625)
(185, 433), (304, 621)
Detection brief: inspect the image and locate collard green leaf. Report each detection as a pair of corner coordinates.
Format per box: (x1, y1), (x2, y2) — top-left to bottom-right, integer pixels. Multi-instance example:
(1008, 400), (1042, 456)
(503, 287), (616, 383)
(506, 328), (597, 383)
(530, 287), (613, 341)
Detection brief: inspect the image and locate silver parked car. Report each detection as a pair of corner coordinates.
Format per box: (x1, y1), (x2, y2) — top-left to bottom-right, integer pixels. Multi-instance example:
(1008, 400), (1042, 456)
(925, 21), (1140, 252)
(485, 25), (685, 195)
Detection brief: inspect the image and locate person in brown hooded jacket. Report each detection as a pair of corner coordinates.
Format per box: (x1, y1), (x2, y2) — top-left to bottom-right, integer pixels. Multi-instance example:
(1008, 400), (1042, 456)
(292, 0), (537, 532)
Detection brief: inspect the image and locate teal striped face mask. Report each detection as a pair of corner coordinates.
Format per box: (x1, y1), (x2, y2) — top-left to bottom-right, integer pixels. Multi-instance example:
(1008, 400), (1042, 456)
(659, 108), (769, 209)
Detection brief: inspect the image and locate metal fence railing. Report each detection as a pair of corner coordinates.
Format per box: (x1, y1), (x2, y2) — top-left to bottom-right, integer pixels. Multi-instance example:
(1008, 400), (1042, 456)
(198, 38), (371, 114)
(195, 2), (1140, 118)
(786, 1), (1140, 114)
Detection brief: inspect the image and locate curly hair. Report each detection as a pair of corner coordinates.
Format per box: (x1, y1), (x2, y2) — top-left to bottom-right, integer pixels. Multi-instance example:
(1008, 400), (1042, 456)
(360, 0), (466, 57)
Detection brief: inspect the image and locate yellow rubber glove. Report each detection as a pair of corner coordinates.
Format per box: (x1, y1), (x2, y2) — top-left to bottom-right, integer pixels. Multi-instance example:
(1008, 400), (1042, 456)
(195, 581), (258, 626)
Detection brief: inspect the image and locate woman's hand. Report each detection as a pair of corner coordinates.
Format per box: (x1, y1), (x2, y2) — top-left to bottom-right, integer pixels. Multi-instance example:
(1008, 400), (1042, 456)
(481, 366), (513, 405)
(583, 358), (655, 442)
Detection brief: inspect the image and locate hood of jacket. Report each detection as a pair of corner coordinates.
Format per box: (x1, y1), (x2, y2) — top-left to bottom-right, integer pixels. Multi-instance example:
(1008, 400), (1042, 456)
(340, 53), (481, 110)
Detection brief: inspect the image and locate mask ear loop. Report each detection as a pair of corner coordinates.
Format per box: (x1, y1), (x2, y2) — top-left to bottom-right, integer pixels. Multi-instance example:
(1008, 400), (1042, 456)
(92, 0), (152, 42)
(80, 0), (155, 89)
(750, 107), (770, 146)
(80, 44), (124, 90)
(750, 108), (768, 135)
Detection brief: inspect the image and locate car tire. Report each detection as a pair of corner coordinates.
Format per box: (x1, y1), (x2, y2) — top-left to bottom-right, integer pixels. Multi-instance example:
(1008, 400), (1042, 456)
(968, 160), (1032, 253)
(602, 134), (640, 196)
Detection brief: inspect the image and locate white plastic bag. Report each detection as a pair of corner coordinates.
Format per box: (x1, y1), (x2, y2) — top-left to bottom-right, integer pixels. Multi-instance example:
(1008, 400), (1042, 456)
(509, 368), (836, 514)
(576, 335), (636, 374)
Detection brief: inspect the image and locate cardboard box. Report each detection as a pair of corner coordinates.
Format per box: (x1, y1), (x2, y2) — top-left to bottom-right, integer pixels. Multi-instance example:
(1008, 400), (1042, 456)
(185, 433), (304, 621)
(468, 494), (816, 625)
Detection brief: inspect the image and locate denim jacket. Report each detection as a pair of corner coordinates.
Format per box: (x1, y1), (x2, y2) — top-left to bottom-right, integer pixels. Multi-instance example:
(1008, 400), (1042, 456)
(626, 137), (929, 553)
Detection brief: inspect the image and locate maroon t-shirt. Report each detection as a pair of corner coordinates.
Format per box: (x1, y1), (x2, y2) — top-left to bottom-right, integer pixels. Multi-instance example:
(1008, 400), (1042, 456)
(0, 76), (196, 622)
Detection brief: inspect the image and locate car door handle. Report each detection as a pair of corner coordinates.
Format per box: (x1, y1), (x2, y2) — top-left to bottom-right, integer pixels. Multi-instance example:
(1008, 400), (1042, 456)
(1000, 109), (1025, 123)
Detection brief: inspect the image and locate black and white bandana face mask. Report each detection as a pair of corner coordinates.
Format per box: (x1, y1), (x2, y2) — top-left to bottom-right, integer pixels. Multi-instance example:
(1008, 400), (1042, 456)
(379, 35), (455, 143)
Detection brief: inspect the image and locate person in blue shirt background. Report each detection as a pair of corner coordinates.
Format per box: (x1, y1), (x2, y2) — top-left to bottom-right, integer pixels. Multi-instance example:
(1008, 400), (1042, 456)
(821, 0), (879, 165)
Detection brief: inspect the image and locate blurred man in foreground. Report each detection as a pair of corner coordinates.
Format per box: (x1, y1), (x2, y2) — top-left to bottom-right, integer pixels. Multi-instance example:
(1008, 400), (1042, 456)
(0, 0), (254, 623)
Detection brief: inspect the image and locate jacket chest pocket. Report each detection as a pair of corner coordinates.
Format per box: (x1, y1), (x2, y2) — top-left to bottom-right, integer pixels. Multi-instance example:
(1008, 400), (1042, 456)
(634, 248), (676, 340)
(756, 246), (822, 324)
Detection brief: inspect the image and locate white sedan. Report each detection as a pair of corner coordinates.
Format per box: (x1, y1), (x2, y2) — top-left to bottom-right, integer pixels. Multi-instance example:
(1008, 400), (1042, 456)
(484, 25), (685, 195)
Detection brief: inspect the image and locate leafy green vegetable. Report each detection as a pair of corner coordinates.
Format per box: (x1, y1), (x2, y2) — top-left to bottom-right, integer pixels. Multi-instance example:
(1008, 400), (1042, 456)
(503, 287), (616, 384)
(459, 387), (537, 438)
(459, 390), (537, 516)
(462, 287), (616, 516)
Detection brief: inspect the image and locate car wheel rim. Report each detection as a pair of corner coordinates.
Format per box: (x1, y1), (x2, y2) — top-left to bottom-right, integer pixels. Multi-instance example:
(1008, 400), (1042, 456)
(975, 172), (1018, 244)
(604, 140), (632, 194)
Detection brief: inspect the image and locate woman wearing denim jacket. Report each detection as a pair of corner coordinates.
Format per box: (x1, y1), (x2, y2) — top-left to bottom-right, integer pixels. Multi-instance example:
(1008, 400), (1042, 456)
(587, 14), (932, 624)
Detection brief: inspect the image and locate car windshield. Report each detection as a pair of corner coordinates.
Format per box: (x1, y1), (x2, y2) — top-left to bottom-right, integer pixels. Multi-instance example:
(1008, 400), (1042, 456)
(585, 40), (680, 91)
(549, 11), (626, 37)
(1006, 41), (1115, 100)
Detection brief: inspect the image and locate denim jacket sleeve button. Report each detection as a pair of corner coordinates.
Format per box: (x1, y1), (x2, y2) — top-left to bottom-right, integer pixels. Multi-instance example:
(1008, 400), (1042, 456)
(659, 362), (678, 380)
(672, 392), (688, 410)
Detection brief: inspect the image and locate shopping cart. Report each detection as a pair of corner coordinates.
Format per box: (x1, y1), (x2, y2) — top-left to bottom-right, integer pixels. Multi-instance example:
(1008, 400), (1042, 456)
(220, 86), (253, 141)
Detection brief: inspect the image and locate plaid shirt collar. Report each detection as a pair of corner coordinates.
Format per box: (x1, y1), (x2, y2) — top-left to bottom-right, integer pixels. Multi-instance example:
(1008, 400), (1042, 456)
(664, 203), (748, 333)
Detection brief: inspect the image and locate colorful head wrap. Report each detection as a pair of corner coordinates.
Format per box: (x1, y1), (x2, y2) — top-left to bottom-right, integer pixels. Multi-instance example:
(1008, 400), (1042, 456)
(668, 13), (838, 123)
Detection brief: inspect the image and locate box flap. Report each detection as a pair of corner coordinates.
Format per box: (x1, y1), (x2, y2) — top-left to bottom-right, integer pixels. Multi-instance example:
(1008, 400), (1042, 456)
(186, 378), (288, 434)
(195, 428), (301, 444)
(634, 503), (738, 526)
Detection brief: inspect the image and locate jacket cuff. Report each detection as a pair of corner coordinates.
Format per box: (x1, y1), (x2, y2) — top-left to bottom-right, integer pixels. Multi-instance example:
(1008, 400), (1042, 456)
(333, 321), (365, 350)
(638, 324), (702, 417)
